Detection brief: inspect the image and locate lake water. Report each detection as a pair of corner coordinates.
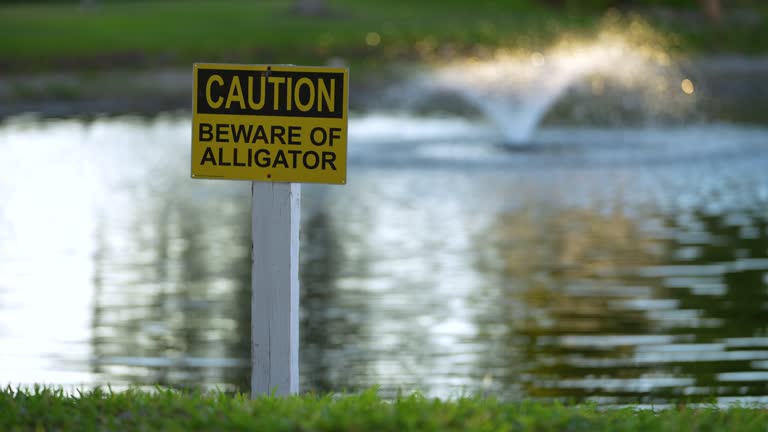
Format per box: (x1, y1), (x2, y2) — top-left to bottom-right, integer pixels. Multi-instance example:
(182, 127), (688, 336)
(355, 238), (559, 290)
(4, 19), (768, 407)
(1, 110), (767, 406)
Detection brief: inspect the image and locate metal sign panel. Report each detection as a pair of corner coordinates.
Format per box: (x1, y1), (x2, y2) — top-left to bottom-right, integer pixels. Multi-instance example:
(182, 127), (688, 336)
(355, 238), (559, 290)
(191, 63), (348, 184)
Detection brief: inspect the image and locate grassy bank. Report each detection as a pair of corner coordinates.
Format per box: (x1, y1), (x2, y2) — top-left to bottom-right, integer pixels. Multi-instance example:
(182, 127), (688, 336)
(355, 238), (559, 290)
(0, 0), (583, 72)
(1, 387), (767, 431)
(1, 0), (767, 74)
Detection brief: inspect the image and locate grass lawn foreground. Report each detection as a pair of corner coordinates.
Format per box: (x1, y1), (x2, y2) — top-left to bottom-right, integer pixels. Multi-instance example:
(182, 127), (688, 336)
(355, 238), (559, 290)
(1, 387), (767, 431)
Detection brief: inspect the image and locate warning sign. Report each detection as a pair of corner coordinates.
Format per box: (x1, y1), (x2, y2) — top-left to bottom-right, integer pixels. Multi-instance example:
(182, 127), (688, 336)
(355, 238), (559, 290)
(191, 63), (348, 184)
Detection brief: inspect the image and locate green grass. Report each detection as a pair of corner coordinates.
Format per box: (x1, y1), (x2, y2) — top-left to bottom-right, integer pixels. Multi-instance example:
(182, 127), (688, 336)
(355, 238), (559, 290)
(1, 386), (767, 431)
(2, 0), (766, 74)
(0, 0), (568, 70)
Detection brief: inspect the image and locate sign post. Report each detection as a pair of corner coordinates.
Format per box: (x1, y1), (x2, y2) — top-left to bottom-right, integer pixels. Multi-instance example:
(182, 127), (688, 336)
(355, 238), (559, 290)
(191, 63), (348, 396)
(250, 181), (300, 395)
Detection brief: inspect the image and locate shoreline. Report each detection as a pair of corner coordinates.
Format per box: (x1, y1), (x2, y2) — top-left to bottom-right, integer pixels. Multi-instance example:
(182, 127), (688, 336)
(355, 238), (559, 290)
(4, 55), (768, 124)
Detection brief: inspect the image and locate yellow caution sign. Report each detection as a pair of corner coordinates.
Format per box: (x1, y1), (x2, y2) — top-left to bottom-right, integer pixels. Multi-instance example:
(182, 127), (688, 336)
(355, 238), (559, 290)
(192, 63), (348, 184)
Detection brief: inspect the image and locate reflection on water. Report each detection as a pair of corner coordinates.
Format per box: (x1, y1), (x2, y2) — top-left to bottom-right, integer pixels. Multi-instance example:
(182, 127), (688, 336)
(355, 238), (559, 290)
(483, 203), (768, 404)
(1, 114), (767, 405)
(90, 186), (252, 390)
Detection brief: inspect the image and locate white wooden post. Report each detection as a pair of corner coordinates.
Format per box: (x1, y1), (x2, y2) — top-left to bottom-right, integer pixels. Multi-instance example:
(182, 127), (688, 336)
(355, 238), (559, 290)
(251, 181), (301, 396)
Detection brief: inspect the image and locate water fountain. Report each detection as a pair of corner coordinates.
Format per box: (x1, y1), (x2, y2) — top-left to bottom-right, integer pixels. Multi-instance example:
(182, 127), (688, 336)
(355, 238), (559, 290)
(408, 24), (698, 145)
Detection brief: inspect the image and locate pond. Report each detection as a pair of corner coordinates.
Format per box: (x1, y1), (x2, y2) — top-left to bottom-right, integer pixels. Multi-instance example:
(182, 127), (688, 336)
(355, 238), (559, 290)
(1, 43), (768, 406)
